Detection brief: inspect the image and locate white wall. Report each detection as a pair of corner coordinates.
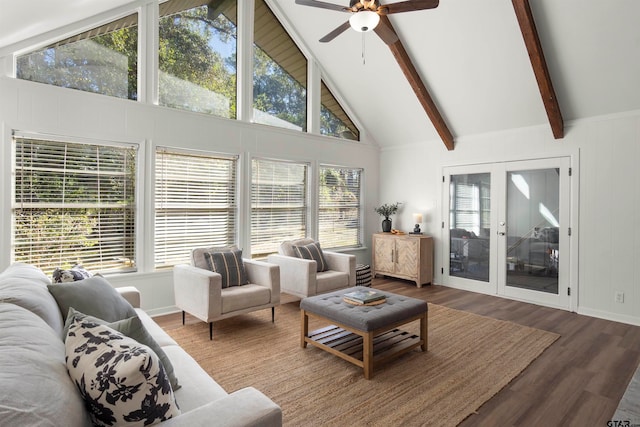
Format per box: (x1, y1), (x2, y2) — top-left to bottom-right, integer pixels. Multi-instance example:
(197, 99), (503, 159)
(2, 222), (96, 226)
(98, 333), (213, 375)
(0, 77), (380, 315)
(380, 110), (640, 326)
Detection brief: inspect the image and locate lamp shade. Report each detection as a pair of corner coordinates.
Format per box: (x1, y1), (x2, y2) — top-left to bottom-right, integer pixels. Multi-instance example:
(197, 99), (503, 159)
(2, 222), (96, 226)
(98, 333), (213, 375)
(413, 213), (423, 224)
(349, 11), (380, 32)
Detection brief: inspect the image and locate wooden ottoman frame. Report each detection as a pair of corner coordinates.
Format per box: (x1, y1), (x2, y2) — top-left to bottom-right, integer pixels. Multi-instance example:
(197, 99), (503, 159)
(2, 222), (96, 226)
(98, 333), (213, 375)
(300, 287), (428, 379)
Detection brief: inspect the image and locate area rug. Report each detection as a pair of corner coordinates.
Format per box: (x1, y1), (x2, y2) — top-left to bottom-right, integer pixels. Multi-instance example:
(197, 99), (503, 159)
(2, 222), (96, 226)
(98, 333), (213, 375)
(166, 302), (559, 426)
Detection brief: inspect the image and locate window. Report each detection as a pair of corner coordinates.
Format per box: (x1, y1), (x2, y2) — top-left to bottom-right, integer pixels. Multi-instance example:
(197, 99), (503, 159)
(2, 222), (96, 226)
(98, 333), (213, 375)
(12, 134), (137, 274)
(155, 149), (237, 268)
(449, 173), (491, 236)
(318, 166), (363, 249)
(253, 0), (307, 131)
(321, 81), (359, 140)
(16, 14), (138, 100)
(251, 158), (308, 258)
(159, 0), (237, 118)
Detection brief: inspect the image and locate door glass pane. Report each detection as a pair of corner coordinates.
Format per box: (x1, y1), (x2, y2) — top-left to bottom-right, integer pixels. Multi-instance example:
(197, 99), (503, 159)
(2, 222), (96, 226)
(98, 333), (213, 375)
(449, 173), (491, 282)
(506, 169), (559, 294)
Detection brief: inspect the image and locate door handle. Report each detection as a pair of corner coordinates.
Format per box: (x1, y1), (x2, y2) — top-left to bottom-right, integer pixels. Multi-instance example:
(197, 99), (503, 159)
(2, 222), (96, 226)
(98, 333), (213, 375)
(498, 232), (505, 236)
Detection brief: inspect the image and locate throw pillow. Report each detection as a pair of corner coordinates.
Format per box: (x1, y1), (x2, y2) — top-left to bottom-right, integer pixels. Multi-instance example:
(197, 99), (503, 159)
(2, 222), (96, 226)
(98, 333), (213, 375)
(64, 308), (180, 391)
(294, 241), (328, 272)
(48, 275), (137, 322)
(52, 265), (93, 283)
(204, 249), (248, 288)
(66, 317), (180, 427)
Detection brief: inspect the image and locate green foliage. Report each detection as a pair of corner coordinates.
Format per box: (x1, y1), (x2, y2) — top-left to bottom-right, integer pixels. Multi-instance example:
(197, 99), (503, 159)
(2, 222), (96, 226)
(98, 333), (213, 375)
(374, 203), (399, 218)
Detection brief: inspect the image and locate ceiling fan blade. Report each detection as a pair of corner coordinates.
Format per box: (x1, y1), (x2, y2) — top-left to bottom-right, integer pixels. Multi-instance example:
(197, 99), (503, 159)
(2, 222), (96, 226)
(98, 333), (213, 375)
(319, 21), (352, 42)
(381, 0), (439, 14)
(295, 0), (350, 12)
(374, 17), (399, 45)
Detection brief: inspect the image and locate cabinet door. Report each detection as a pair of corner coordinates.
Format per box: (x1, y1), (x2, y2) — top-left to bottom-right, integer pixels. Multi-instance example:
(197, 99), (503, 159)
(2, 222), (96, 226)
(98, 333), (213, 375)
(374, 236), (395, 274)
(395, 238), (419, 278)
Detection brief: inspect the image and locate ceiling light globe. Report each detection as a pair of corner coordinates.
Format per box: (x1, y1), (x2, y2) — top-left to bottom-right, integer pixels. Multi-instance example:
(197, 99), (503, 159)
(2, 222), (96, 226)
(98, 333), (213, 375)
(349, 10), (380, 33)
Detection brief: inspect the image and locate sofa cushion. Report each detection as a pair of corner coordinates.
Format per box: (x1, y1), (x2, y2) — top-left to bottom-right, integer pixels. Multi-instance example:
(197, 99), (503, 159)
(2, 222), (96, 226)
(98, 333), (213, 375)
(52, 264), (93, 283)
(191, 245), (238, 270)
(0, 303), (90, 427)
(294, 241), (328, 272)
(0, 262), (64, 336)
(64, 307), (180, 391)
(66, 317), (181, 427)
(204, 249), (248, 288)
(48, 275), (137, 322)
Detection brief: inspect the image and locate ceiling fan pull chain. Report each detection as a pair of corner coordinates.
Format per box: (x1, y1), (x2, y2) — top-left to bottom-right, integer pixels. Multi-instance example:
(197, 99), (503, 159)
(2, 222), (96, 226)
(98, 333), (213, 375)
(362, 32), (366, 65)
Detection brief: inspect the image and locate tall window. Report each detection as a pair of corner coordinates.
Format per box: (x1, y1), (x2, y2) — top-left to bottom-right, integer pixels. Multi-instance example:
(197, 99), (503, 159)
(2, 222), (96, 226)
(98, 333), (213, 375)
(449, 173), (491, 236)
(253, 0), (307, 131)
(318, 166), (363, 249)
(12, 134), (137, 274)
(251, 158), (308, 258)
(321, 81), (359, 140)
(159, 0), (237, 118)
(16, 14), (138, 100)
(155, 149), (238, 268)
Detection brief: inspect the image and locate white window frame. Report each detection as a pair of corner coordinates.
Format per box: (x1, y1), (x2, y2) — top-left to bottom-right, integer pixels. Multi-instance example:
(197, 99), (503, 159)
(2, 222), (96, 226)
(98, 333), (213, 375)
(250, 157), (309, 258)
(154, 147), (239, 269)
(11, 131), (140, 274)
(318, 164), (363, 250)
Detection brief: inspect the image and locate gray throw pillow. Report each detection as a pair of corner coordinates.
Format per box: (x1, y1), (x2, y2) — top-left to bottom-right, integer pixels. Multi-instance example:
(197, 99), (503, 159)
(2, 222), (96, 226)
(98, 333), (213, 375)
(294, 241), (328, 272)
(64, 308), (180, 391)
(48, 275), (136, 323)
(204, 249), (248, 288)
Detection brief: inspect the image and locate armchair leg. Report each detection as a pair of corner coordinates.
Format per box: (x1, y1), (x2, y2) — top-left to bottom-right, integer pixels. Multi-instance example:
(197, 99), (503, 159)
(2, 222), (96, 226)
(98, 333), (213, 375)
(182, 311), (185, 325)
(209, 322), (213, 340)
(272, 306), (275, 323)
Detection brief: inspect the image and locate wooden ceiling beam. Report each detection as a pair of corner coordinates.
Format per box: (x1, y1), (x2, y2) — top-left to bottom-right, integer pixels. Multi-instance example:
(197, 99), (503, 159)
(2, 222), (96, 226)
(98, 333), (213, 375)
(512, 0), (564, 139)
(379, 16), (455, 151)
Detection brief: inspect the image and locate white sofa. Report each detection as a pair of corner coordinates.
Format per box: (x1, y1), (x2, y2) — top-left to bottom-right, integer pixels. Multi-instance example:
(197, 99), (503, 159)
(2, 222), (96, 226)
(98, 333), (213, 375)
(0, 263), (282, 426)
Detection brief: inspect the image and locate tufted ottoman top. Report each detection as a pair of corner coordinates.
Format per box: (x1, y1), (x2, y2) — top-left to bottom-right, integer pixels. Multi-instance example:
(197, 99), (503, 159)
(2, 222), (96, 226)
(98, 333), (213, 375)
(300, 286), (428, 332)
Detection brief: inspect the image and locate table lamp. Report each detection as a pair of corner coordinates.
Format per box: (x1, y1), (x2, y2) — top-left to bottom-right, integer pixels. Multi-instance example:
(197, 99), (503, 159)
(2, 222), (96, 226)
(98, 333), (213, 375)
(411, 213), (423, 234)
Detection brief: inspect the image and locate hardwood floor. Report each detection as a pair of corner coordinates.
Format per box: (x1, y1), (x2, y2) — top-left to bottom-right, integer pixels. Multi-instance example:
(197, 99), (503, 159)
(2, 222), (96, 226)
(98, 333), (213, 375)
(155, 277), (640, 426)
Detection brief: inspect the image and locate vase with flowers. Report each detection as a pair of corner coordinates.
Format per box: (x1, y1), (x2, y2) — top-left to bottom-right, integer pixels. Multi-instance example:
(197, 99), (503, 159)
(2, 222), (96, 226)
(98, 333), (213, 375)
(374, 202), (399, 232)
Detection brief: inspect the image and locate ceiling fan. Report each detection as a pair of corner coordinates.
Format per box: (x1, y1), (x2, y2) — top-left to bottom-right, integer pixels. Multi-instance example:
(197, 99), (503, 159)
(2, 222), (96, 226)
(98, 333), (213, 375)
(295, 0), (439, 45)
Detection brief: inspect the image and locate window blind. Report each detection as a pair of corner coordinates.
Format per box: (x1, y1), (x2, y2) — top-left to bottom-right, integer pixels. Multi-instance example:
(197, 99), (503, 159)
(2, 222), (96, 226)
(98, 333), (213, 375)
(13, 136), (137, 274)
(251, 158), (308, 258)
(318, 166), (363, 250)
(155, 149), (238, 268)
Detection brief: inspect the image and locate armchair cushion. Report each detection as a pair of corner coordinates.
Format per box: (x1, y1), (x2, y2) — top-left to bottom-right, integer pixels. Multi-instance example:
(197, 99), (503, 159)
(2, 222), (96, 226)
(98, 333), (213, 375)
(191, 245), (238, 270)
(204, 249), (248, 288)
(293, 241), (328, 272)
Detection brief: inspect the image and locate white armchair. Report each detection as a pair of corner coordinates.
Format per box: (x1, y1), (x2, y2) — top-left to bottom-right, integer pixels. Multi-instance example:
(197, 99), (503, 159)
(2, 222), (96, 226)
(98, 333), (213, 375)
(267, 238), (355, 299)
(173, 246), (280, 340)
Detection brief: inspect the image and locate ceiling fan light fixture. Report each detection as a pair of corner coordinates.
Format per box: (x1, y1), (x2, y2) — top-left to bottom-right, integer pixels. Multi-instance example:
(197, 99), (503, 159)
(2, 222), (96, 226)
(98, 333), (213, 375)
(349, 10), (380, 33)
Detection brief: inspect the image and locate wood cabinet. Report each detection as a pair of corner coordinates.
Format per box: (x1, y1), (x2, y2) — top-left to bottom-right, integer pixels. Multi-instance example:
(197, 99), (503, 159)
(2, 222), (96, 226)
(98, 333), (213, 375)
(372, 233), (433, 287)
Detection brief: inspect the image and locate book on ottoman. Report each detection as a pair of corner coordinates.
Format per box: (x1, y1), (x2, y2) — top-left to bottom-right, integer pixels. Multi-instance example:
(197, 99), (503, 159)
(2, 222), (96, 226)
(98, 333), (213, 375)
(343, 289), (386, 305)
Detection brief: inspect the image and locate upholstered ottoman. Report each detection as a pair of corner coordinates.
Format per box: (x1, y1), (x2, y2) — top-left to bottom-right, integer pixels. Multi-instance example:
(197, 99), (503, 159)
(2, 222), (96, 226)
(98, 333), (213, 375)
(300, 286), (428, 379)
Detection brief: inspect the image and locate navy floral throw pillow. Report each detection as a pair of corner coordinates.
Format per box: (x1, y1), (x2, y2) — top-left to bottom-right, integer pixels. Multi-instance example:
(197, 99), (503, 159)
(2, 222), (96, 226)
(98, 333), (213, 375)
(52, 264), (92, 283)
(65, 317), (180, 427)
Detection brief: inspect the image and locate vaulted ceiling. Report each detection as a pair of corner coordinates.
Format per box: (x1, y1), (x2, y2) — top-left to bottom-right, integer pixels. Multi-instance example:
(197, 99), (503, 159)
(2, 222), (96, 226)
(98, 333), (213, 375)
(1, 0), (639, 149)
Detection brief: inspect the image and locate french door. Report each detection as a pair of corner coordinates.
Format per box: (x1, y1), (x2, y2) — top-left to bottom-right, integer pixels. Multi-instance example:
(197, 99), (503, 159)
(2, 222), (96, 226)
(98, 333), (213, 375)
(442, 157), (573, 310)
